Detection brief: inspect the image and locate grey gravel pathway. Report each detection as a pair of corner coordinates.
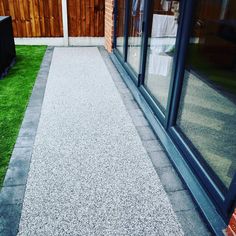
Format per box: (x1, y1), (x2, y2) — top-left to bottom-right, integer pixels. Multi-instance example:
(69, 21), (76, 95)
(18, 47), (184, 236)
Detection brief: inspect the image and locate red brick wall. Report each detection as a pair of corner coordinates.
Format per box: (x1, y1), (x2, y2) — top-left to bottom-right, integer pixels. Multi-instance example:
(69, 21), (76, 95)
(105, 0), (114, 52)
(226, 209), (236, 236)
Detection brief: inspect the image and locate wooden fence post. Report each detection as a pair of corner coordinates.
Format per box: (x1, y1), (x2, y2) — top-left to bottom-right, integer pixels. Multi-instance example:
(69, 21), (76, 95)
(62, 0), (69, 46)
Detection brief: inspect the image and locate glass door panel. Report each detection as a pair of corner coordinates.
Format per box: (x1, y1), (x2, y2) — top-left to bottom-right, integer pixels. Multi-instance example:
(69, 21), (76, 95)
(176, 0), (236, 190)
(144, 1), (180, 112)
(126, 0), (145, 73)
(116, 0), (126, 56)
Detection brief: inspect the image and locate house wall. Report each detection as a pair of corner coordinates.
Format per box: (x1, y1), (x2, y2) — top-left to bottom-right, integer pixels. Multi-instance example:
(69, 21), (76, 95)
(104, 0), (114, 52)
(226, 209), (236, 236)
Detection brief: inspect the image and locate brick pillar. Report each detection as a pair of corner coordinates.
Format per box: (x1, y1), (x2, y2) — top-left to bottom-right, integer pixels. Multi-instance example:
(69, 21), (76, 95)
(105, 0), (114, 52)
(226, 209), (236, 236)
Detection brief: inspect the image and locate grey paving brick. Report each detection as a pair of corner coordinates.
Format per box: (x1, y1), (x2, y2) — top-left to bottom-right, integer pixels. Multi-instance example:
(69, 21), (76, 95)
(119, 91), (134, 100)
(27, 82), (46, 108)
(9, 147), (32, 162)
(14, 136), (35, 148)
(20, 112), (40, 126)
(117, 86), (131, 95)
(0, 185), (25, 205)
(25, 105), (42, 114)
(18, 122), (38, 138)
(34, 71), (47, 81)
(157, 166), (186, 192)
(23, 108), (41, 121)
(121, 95), (134, 105)
(0, 204), (22, 236)
(112, 74), (122, 83)
(142, 140), (163, 152)
(38, 68), (51, 75)
(136, 126), (156, 141)
(29, 88), (45, 102)
(176, 210), (212, 236)
(3, 151), (31, 186)
(31, 83), (47, 94)
(123, 99), (140, 111)
(115, 81), (128, 90)
(18, 111), (40, 137)
(27, 97), (43, 108)
(127, 108), (144, 117)
(168, 190), (196, 212)
(131, 115), (149, 127)
(34, 75), (47, 85)
(149, 151), (172, 169)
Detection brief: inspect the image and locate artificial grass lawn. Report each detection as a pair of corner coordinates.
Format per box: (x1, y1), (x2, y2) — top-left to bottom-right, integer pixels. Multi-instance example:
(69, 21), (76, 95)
(0, 45), (46, 186)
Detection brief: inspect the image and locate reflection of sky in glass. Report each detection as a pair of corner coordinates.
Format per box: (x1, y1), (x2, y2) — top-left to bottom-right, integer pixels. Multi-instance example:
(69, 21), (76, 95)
(126, 0), (144, 73)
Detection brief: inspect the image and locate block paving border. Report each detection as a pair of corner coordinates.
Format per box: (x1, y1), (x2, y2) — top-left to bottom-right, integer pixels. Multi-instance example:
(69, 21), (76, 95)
(0, 47), (54, 236)
(98, 47), (212, 236)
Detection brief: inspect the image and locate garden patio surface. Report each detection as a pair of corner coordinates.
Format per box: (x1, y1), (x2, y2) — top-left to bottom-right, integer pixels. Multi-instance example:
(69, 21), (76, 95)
(0, 46), (212, 235)
(18, 47), (184, 235)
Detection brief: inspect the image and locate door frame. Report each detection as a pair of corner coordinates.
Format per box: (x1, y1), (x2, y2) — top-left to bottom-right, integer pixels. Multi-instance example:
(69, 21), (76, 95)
(165, 0), (236, 220)
(112, 0), (236, 222)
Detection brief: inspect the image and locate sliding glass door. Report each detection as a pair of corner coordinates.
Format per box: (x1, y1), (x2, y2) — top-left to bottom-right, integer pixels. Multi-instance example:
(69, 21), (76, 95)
(113, 0), (236, 220)
(173, 0), (236, 215)
(126, 0), (144, 74)
(115, 0), (126, 56)
(114, 0), (145, 82)
(143, 1), (180, 113)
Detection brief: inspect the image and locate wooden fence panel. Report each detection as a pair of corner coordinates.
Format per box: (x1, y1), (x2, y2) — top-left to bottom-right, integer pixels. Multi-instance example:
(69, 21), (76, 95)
(67, 0), (105, 37)
(0, 0), (105, 37)
(0, 0), (63, 37)
(116, 0), (125, 37)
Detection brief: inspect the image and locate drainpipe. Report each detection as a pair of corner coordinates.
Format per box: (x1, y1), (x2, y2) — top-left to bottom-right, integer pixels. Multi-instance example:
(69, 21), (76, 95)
(62, 0), (69, 46)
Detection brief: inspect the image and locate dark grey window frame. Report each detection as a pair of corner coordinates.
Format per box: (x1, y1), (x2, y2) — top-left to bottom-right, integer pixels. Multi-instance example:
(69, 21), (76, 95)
(112, 0), (236, 232)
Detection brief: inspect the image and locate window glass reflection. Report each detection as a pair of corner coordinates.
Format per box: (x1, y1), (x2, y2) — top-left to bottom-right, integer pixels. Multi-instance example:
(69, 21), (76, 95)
(144, 0), (179, 111)
(126, 0), (145, 73)
(116, 0), (125, 56)
(177, 0), (236, 188)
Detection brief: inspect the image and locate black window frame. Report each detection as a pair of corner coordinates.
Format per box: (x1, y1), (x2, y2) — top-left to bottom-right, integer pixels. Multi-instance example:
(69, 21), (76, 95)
(112, 0), (236, 225)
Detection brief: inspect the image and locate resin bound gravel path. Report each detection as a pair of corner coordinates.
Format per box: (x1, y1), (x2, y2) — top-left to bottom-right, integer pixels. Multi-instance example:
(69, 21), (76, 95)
(18, 47), (184, 236)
